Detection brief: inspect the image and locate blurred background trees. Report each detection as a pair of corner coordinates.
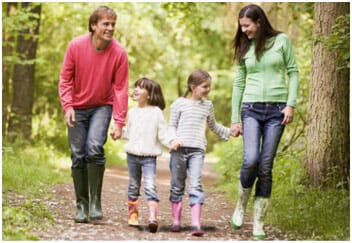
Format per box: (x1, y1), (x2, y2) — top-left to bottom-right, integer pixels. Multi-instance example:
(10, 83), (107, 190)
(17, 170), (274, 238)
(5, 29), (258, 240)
(2, 1), (349, 188)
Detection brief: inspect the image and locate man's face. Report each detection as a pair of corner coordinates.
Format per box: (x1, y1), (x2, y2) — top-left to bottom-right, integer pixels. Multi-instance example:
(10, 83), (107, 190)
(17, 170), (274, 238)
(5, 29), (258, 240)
(91, 16), (116, 42)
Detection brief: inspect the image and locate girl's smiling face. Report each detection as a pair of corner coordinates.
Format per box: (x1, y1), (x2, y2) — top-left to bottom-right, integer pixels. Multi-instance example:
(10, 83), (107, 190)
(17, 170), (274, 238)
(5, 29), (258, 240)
(132, 85), (149, 107)
(191, 79), (211, 100)
(239, 17), (260, 40)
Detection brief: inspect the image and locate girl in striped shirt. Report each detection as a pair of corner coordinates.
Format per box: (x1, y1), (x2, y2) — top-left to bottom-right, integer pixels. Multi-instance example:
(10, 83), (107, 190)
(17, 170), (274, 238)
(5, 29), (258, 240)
(168, 69), (232, 236)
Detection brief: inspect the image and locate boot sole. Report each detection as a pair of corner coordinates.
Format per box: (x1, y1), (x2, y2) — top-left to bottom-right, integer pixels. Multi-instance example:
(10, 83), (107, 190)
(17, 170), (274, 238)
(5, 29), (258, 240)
(191, 231), (204, 236)
(89, 216), (103, 220)
(170, 225), (181, 232)
(74, 218), (88, 223)
(148, 222), (158, 233)
(230, 219), (242, 229)
(253, 234), (266, 239)
(129, 224), (140, 228)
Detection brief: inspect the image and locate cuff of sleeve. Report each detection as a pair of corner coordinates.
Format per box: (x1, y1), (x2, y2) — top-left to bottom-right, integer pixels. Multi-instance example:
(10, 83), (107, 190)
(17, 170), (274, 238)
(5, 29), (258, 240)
(231, 115), (240, 124)
(286, 101), (296, 108)
(114, 121), (125, 127)
(223, 128), (231, 141)
(63, 106), (73, 113)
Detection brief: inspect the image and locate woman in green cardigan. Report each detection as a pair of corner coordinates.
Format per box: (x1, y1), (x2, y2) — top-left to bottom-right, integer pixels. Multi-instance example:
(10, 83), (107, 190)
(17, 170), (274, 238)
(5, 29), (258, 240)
(229, 4), (299, 239)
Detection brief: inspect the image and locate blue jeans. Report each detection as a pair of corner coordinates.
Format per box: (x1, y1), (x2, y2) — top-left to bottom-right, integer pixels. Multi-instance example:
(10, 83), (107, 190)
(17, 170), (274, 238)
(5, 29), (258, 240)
(127, 153), (160, 202)
(68, 105), (112, 169)
(169, 147), (205, 206)
(240, 102), (285, 197)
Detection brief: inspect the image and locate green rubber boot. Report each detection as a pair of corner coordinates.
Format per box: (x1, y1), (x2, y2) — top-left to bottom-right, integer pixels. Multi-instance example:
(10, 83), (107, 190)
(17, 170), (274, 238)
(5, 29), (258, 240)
(71, 168), (89, 223)
(253, 197), (269, 239)
(230, 183), (252, 229)
(88, 163), (105, 220)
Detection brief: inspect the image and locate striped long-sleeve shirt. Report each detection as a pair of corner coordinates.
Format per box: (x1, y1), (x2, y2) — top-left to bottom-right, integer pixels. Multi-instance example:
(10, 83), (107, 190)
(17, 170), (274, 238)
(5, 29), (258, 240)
(168, 97), (230, 151)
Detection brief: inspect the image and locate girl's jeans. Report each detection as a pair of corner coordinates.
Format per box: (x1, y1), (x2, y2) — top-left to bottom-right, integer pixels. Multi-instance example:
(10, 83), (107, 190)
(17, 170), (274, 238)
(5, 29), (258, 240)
(240, 102), (286, 198)
(68, 105), (112, 169)
(127, 153), (160, 202)
(169, 147), (205, 206)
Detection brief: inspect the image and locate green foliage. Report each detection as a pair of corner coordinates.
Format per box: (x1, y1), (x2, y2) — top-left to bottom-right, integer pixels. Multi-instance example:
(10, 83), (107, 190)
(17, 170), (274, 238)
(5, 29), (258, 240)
(2, 200), (53, 240)
(3, 141), (71, 194)
(105, 134), (128, 167)
(2, 138), (70, 240)
(320, 14), (350, 70)
(2, 2), (41, 65)
(269, 183), (349, 240)
(213, 135), (350, 240)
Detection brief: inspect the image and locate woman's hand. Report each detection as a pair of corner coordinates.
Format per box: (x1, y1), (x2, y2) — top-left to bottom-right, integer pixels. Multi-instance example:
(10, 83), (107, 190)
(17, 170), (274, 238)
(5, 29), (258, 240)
(230, 123), (243, 137)
(281, 106), (294, 125)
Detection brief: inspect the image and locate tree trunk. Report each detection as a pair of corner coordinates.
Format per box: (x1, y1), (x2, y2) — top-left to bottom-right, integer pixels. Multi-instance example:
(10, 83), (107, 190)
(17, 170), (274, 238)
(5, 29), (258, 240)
(306, 2), (350, 188)
(2, 2), (17, 142)
(7, 3), (42, 142)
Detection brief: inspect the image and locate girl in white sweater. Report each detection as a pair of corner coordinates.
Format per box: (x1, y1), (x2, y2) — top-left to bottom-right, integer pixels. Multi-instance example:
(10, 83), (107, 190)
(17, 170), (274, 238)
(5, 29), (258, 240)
(120, 78), (171, 232)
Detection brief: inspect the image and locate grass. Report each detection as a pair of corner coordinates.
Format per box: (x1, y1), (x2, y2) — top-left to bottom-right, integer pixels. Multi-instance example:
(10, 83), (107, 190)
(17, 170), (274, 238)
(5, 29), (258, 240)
(2, 139), (71, 240)
(213, 137), (350, 240)
(2, 125), (126, 240)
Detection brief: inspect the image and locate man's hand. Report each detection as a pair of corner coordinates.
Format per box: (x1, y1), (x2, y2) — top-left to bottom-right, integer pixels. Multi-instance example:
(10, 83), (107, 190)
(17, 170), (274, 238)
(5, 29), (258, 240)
(110, 125), (123, 140)
(170, 139), (182, 150)
(281, 106), (294, 125)
(65, 109), (75, 127)
(230, 123), (242, 137)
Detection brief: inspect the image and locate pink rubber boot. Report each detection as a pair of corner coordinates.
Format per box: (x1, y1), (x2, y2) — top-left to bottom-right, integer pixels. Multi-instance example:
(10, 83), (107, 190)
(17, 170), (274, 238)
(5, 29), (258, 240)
(128, 200), (139, 227)
(170, 201), (183, 232)
(148, 201), (158, 233)
(190, 203), (204, 236)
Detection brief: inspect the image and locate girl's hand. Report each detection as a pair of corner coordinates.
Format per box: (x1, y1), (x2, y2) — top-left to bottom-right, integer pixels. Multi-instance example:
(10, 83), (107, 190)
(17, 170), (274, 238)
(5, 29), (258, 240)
(230, 123), (242, 137)
(281, 106), (294, 125)
(170, 139), (182, 150)
(110, 125), (122, 140)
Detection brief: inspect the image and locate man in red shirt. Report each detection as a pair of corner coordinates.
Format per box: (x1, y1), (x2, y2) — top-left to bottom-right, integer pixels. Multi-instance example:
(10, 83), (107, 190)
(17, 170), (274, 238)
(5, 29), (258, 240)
(59, 6), (129, 223)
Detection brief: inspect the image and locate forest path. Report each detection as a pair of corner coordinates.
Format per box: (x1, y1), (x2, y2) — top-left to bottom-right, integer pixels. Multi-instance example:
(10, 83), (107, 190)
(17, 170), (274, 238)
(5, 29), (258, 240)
(32, 153), (287, 240)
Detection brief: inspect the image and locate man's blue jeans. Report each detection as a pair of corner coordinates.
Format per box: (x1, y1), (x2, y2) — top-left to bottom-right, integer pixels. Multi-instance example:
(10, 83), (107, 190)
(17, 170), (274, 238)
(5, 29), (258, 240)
(127, 153), (160, 202)
(68, 105), (112, 169)
(169, 147), (205, 206)
(240, 102), (286, 197)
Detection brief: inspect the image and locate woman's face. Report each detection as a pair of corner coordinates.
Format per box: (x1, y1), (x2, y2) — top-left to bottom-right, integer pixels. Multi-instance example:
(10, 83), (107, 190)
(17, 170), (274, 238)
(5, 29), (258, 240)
(239, 17), (260, 40)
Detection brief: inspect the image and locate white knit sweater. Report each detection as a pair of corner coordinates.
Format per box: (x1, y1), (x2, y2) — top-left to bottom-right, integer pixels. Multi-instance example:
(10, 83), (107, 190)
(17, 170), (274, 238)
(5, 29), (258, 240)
(121, 106), (171, 156)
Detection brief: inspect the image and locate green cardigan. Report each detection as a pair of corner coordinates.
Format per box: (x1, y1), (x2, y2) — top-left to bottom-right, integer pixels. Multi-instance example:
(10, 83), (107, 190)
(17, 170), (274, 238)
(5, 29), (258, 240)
(231, 33), (299, 123)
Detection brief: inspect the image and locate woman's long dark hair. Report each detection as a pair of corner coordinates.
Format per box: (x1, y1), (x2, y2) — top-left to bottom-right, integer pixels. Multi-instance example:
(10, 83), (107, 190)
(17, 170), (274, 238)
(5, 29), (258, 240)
(232, 4), (281, 62)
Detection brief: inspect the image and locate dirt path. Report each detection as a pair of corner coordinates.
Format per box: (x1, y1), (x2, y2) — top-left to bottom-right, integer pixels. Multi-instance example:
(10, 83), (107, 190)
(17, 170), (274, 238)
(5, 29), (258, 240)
(32, 153), (287, 240)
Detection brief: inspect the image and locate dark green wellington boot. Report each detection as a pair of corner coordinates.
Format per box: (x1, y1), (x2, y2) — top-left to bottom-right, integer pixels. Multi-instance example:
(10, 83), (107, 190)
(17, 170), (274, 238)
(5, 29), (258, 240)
(71, 168), (89, 223)
(88, 163), (105, 220)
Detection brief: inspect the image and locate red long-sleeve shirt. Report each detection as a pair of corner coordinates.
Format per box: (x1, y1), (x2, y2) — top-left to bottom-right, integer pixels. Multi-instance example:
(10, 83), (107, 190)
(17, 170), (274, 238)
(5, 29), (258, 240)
(59, 33), (129, 127)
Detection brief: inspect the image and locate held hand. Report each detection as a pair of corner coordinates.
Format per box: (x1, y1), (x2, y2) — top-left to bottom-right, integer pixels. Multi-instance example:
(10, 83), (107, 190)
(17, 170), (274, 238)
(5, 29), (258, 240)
(110, 125), (123, 140)
(230, 123), (242, 137)
(281, 106), (294, 125)
(170, 139), (182, 150)
(65, 109), (75, 127)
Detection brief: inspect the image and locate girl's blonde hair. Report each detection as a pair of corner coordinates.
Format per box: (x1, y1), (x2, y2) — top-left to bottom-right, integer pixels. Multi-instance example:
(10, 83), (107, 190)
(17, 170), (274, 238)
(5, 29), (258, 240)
(183, 69), (211, 97)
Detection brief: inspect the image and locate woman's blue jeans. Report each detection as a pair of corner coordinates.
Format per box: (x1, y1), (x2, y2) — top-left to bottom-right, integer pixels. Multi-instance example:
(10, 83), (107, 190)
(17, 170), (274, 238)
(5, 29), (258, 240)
(127, 153), (160, 202)
(67, 105), (112, 169)
(169, 147), (205, 206)
(240, 102), (286, 197)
